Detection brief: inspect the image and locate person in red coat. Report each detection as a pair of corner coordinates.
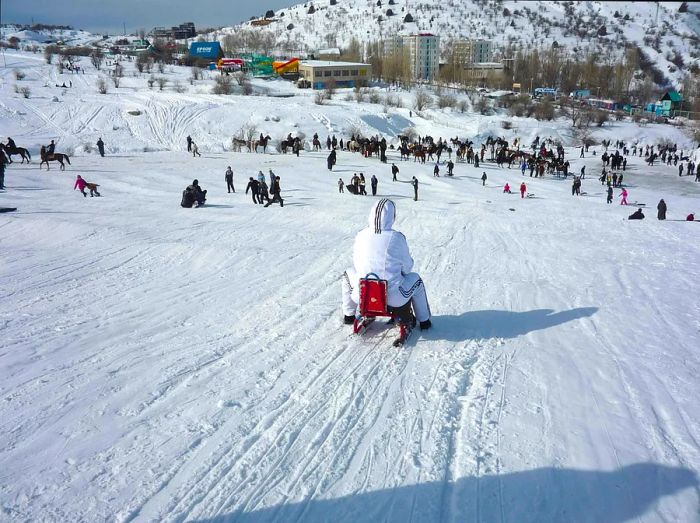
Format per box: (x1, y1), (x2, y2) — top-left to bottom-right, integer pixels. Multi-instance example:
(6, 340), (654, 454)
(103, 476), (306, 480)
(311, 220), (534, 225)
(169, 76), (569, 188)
(520, 182), (526, 198)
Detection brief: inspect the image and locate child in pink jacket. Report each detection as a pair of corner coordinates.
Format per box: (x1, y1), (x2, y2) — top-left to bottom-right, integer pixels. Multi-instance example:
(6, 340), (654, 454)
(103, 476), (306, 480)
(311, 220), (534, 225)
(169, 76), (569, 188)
(619, 188), (628, 205)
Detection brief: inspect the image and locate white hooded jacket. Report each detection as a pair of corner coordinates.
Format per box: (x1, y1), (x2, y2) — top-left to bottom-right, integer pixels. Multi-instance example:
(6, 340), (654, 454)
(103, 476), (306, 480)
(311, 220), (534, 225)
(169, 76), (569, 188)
(352, 199), (414, 306)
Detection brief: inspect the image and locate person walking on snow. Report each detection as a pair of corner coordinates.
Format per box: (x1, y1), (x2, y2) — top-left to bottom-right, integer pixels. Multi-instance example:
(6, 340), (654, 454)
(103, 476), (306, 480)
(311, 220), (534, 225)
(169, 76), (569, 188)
(338, 178), (345, 193)
(620, 187), (628, 205)
(74, 174), (88, 197)
(392, 163), (399, 181)
(606, 185), (613, 204)
(520, 182), (526, 198)
(341, 198), (432, 331)
(327, 149), (336, 171)
(264, 176), (284, 207)
(96, 137), (105, 157)
(481, 172), (487, 186)
(225, 166), (235, 193)
(191, 142), (201, 157)
(433, 163), (440, 177)
(245, 177), (260, 204)
(412, 176), (418, 201)
(371, 174), (378, 196)
(186, 135), (192, 152)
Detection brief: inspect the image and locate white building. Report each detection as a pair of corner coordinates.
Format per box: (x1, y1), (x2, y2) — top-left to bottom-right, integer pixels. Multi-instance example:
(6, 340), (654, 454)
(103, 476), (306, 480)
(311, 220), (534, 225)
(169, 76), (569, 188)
(401, 33), (440, 81)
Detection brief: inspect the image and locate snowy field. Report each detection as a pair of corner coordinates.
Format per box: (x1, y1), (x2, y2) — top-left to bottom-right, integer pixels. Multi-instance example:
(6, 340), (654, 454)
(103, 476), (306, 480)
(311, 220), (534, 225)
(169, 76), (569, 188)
(1, 50), (700, 522)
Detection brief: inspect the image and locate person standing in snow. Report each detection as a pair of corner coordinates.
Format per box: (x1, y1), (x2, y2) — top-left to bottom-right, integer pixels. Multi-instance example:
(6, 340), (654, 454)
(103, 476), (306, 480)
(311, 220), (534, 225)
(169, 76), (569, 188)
(412, 176), (418, 201)
(341, 198), (432, 331)
(268, 169), (276, 188)
(258, 179), (270, 204)
(433, 163), (440, 177)
(359, 173), (367, 196)
(338, 178), (344, 193)
(520, 182), (526, 198)
(96, 137), (105, 157)
(327, 149), (336, 171)
(481, 172), (487, 186)
(191, 142), (201, 157)
(186, 135), (192, 152)
(370, 174), (378, 196)
(257, 170), (265, 185)
(225, 166), (235, 193)
(503, 183), (511, 194)
(446, 160), (454, 176)
(392, 163), (399, 181)
(657, 199), (667, 220)
(606, 185), (613, 204)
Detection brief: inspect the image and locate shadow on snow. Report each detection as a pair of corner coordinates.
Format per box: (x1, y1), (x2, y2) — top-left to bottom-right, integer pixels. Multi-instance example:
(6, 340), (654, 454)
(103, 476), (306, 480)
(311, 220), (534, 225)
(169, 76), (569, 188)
(192, 463), (697, 523)
(426, 307), (598, 341)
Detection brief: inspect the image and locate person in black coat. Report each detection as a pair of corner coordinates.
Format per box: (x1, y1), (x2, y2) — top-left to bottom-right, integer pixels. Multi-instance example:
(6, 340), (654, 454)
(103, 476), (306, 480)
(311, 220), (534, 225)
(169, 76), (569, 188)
(327, 149), (336, 171)
(628, 208), (645, 220)
(245, 177), (260, 204)
(657, 199), (667, 220)
(265, 176), (284, 207)
(412, 176), (418, 201)
(391, 163), (399, 181)
(606, 185), (613, 204)
(96, 137), (105, 157)
(370, 174), (378, 196)
(186, 135), (192, 152)
(481, 172), (487, 186)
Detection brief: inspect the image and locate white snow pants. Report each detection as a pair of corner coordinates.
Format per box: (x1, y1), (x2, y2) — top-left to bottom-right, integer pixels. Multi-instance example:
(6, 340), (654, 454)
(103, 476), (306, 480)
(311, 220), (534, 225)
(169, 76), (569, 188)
(341, 268), (431, 322)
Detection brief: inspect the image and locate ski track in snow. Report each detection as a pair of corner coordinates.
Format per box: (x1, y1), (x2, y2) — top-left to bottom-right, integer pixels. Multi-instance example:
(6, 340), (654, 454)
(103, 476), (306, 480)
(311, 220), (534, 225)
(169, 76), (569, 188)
(1, 50), (700, 522)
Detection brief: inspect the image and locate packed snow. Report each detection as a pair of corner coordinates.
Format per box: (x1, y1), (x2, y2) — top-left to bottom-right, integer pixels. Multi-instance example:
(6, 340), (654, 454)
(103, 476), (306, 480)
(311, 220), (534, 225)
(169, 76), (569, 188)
(1, 50), (700, 522)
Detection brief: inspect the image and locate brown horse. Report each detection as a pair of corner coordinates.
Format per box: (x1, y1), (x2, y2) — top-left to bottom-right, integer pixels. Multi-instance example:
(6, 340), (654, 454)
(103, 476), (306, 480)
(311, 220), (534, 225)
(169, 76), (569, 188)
(0, 144), (31, 163)
(251, 135), (272, 153)
(40, 146), (71, 171)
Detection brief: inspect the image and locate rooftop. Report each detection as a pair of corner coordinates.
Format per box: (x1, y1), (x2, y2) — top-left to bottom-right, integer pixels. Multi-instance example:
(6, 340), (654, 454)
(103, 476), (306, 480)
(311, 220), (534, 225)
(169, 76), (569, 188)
(300, 60), (370, 67)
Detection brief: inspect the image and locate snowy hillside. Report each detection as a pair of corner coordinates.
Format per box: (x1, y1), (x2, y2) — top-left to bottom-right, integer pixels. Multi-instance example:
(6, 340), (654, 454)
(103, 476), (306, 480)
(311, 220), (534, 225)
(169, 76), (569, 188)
(1, 51), (700, 522)
(209, 0), (700, 88)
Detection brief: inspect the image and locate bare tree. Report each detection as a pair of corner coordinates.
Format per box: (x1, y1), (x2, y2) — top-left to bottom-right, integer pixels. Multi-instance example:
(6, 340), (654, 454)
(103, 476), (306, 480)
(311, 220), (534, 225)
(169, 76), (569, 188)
(148, 76), (156, 89)
(44, 48), (53, 64)
(111, 75), (120, 88)
(156, 77), (168, 91)
(13, 69), (26, 81)
(413, 89), (432, 111)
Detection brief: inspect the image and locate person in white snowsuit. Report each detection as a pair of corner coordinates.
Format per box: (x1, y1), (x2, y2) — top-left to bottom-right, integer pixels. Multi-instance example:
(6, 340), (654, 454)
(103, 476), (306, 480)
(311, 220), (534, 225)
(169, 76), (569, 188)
(341, 199), (432, 329)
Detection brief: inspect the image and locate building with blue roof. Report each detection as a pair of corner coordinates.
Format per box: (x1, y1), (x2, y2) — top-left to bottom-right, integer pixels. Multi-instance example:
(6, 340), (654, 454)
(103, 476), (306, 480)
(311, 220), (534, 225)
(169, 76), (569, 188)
(188, 42), (223, 60)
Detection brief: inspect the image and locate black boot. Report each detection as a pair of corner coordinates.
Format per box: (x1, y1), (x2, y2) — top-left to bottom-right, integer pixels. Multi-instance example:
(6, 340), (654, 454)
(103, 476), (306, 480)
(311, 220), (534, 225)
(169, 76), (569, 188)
(344, 315), (355, 325)
(419, 319), (432, 331)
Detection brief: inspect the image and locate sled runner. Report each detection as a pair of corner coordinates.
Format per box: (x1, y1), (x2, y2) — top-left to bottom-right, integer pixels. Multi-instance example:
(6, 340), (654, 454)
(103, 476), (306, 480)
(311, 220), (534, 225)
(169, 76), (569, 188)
(353, 273), (413, 346)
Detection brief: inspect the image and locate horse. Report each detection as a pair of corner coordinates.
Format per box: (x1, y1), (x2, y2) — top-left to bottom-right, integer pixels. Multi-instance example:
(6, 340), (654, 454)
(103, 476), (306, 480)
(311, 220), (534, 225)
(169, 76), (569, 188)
(231, 137), (247, 152)
(413, 150), (426, 163)
(0, 143), (31, 164)
(252, 135), (272, 153)
(312, 137), (321, 151)
(39, 146), (71, 171)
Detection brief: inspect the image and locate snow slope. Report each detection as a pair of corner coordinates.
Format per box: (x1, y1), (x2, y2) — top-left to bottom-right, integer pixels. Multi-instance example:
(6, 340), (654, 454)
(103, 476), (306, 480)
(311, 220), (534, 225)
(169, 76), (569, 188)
(1, 51), (700, 522)
(209, 0), (700, 88)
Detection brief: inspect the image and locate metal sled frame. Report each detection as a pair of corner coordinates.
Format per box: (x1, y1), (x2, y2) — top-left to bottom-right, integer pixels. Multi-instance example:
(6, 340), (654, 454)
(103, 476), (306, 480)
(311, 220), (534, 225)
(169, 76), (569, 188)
(353, 273), (409, 339)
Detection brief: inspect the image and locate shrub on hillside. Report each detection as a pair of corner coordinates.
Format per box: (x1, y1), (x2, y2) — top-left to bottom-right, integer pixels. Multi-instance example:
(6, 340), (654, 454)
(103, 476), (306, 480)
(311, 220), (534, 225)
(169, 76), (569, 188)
(97, 77), (108, 94)
(13, 69), (25, 81)
(212, 75), (232, 95)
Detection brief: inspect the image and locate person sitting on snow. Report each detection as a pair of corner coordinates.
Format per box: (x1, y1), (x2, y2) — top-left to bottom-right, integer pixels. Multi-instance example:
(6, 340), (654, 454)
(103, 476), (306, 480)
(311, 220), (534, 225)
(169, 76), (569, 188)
(628, 208), (645, 220)
(341, 198), (432, 330)
(181, 179), (206, 208)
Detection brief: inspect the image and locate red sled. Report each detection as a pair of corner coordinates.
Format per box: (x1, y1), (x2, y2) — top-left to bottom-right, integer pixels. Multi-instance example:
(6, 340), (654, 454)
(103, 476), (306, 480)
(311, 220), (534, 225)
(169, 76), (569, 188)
(353, 273), (411, 343)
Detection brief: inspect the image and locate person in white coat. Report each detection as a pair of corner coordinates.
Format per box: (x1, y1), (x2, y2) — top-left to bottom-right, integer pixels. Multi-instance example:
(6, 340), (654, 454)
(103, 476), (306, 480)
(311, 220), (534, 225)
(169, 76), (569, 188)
(341, 198), (432, 330)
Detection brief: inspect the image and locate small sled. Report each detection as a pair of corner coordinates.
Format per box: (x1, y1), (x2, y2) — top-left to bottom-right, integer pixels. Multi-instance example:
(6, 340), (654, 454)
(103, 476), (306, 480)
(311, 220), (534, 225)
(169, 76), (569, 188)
(353, 273), (413, 346)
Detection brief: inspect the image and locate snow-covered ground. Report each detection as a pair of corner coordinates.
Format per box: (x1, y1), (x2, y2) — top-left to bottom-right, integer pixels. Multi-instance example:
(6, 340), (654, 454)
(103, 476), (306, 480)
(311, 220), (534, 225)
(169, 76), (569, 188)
(1, 51), (700, 522)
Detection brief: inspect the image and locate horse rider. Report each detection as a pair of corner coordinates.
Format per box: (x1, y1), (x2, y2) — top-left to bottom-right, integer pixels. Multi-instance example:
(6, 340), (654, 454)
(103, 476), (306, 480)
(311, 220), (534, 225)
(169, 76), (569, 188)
(7, 137), (16, 150)
(47, 140), (56, 155)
